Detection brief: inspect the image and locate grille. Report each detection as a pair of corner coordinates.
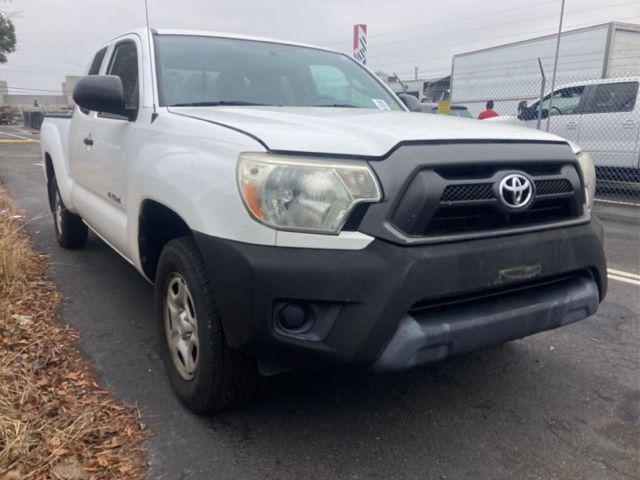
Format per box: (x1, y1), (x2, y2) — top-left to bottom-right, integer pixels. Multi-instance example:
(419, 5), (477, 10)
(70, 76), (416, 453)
(390, 163), (583, 239)
(409, 272), (583, 315)
(440, 179), (573, 204)
(425, 198), (576, 236)
(441, 183), (493, 202)
(535, 178), (573, 196)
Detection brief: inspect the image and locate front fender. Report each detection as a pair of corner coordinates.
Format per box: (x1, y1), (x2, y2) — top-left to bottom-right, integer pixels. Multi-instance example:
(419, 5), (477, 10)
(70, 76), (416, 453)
(129, 146), (277, 248)
(123, 113), (277, 270)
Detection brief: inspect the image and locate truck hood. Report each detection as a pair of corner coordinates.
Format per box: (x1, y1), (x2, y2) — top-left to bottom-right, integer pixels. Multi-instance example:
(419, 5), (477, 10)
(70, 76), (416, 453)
(485, 115), (521, 124)
(169, 106), (567, 157)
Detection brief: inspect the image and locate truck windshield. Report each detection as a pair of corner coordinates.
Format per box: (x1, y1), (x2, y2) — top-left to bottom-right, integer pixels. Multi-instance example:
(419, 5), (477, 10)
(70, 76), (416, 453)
(155, 35), (403, 110)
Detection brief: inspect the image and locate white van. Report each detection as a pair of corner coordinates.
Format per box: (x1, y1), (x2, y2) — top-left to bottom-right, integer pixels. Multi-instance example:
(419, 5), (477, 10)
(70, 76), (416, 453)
(490, 77), (640, 190)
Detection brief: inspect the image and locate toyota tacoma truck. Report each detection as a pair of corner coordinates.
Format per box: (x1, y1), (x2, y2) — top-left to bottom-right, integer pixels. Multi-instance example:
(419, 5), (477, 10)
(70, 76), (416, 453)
(40, 29), (606, 414)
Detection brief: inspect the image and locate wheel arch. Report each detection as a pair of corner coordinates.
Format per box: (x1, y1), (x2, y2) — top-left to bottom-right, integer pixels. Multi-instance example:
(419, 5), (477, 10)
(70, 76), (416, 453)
(44, 152), (55, 208)
(138, 199), (193, 281)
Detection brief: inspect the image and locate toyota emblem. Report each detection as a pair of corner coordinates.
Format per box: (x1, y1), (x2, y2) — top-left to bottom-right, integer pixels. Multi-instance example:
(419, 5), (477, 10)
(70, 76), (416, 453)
(498, 173), (534, 210)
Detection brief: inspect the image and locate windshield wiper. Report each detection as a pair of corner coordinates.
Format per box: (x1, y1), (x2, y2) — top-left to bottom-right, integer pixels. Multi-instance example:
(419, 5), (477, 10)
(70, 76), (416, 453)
(313, 103), (359, 108)
(170, 101), (270, 107)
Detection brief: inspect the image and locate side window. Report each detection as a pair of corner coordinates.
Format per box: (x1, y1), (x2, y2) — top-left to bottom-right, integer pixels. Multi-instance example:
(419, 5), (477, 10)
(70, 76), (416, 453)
(104, 41), (139, 118)
(88, 47), (107, 75)
(541, 86), (585, 115)
(79, 47), (108, 114)
(581, 82), (639, 114)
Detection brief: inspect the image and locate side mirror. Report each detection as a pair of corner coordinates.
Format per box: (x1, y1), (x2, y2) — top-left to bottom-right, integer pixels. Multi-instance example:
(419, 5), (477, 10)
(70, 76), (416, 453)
(73, 75), (130, 119)
(398, 93), (421, 112)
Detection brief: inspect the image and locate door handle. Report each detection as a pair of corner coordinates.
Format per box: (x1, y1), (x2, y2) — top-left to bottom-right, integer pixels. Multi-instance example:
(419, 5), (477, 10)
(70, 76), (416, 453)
(622, 120), (637, 129)
(565, 121), (577, 129)
(83, 135), (93, 146)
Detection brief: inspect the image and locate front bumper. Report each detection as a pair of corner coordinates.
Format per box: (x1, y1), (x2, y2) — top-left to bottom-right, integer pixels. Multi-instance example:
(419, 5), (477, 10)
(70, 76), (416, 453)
(194, 220), (606, 371)
(372, 274), (598, 371)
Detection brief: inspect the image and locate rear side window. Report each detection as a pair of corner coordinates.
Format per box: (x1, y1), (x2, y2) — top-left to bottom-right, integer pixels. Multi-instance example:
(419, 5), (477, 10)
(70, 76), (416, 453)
(105, 41), (140, 117)
(80, 47), (108, 114)
(581, 82), (639, 114)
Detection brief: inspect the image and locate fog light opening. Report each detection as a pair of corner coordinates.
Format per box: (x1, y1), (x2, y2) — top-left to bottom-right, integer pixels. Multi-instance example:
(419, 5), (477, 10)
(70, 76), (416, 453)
(277, 303), (315, 333)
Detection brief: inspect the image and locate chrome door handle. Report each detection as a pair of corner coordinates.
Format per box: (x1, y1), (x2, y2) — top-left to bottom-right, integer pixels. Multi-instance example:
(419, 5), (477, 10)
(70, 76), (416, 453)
(565, 121), (577, 129)
(622, 120), (637, 129)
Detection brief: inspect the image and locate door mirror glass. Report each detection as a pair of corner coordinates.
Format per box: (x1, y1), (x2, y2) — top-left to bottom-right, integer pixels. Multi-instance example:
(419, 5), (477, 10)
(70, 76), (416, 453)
(73, 75), (129, 118)
(398, 93), (421, 112)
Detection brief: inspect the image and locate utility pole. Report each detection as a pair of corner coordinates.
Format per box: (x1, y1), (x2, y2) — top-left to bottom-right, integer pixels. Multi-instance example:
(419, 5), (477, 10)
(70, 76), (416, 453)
(546, 0), (565, 131)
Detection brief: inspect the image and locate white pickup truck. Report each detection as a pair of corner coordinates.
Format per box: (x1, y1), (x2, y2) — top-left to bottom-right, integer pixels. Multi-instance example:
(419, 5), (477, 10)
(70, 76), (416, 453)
(41, 29), (607, 414)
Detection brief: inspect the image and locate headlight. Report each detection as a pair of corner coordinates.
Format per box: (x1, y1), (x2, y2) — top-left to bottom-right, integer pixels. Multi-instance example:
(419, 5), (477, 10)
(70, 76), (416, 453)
(237, 153), (382, 234)
(576, 150), (595, 210)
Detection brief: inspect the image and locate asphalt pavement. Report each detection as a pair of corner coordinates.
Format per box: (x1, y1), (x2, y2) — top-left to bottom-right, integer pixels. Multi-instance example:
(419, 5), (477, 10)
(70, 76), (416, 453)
(1, 126), (638, 480)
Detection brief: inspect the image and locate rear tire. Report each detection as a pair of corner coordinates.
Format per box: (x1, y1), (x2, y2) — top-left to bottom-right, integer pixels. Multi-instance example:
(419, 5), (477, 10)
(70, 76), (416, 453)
(49, 176), (88, 249)
(155, 236), (258, 414)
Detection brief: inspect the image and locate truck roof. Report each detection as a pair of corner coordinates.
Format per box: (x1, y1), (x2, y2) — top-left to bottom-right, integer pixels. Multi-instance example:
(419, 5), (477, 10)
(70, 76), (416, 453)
(111, 27), (335, 53)
(556, 76), (640, 89)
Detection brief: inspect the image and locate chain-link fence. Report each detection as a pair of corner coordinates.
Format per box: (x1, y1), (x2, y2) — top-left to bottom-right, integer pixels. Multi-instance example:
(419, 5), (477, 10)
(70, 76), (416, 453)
(394, 22), (640, 199)
(449, 73), (639, 199)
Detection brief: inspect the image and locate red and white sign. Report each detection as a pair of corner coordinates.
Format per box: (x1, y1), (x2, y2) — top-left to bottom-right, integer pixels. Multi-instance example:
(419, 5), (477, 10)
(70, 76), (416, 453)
(353, 24), (367, 65)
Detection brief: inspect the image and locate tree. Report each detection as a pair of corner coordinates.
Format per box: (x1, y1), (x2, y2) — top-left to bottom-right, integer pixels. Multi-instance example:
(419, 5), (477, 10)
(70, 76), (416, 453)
(0, 11), (16, 63)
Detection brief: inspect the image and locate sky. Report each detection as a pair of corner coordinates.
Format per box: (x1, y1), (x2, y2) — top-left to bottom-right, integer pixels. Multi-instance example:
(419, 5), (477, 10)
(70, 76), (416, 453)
(1, 0), (639, 94)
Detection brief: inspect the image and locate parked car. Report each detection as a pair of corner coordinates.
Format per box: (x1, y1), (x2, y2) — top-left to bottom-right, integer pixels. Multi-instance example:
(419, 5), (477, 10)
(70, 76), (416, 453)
(489, 77), (640, 191)
(40, 29), (606, 414)
(418, 102), (472, 118)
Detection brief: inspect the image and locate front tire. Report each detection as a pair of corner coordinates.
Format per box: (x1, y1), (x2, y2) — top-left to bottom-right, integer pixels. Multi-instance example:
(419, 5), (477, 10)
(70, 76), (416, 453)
(155, 237), (258, 414)
(49, 176), (88, 249)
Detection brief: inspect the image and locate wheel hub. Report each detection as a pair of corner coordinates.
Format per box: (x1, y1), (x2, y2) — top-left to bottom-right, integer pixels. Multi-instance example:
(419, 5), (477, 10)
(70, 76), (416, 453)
(164, 273), (199, 381)
(54, 190), (63, 233)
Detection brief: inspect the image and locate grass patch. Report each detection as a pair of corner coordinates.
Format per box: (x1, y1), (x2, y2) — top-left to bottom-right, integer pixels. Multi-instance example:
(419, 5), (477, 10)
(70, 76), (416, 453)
(0, 185), (149, 479)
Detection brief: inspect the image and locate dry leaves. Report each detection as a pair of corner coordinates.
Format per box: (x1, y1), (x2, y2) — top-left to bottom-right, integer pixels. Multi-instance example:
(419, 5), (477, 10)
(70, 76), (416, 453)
(0, 185), (149, 479)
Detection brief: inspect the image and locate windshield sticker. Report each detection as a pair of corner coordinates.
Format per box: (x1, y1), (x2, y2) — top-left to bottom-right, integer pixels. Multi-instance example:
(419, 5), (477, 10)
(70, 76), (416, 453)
(372, 99), (391, 110)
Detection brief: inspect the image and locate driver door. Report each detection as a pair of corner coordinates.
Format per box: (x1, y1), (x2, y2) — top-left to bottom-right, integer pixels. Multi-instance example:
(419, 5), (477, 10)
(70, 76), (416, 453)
(77, 36), (141, 257)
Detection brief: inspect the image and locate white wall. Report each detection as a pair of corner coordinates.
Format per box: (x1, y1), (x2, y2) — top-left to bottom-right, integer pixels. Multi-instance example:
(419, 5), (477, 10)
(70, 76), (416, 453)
(451, 24), (611, 117)
(607, 28), (640, 77)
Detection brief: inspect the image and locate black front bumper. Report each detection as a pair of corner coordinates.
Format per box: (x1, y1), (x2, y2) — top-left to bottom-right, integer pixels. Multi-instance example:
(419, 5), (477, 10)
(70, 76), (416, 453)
(194, 220), (606, 372)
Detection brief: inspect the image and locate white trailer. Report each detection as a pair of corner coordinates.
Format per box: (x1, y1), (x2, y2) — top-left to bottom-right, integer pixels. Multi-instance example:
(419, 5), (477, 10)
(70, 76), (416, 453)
(451, 22), (640, 118)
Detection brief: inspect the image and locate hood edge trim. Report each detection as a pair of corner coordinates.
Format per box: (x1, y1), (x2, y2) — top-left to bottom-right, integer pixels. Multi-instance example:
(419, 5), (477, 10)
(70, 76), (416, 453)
(168, 108), (271, 151)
